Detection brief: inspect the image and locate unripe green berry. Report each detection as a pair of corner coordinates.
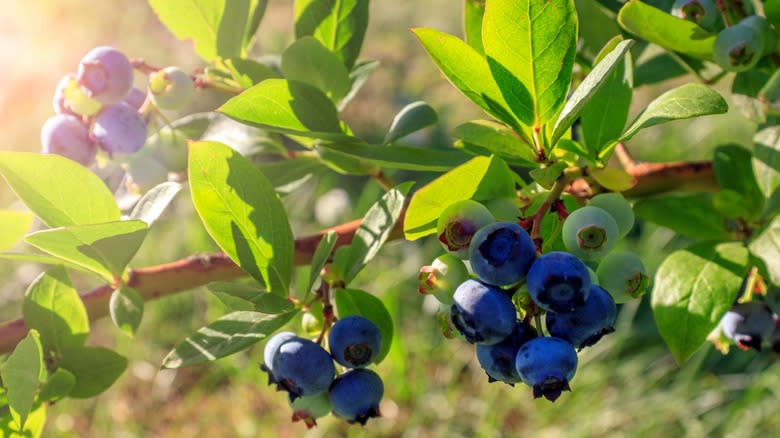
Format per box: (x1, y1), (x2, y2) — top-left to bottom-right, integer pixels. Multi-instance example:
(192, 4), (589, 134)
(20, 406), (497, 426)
(588, 193), (635, 238)
(62, 76), (102, 116)
(713, 22), (766, 72)
(418, 254), (470, 304)
(562, 206), (619, 261)
(436, 200), (494, 259)
(597, 251), (649, 303)
(301, 312), (323, 337)
(149, 66), (195, 110)
(671, 0), (718, 31)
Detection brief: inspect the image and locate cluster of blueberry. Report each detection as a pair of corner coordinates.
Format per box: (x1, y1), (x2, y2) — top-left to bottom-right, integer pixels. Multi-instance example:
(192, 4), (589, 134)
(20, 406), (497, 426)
(419, 193), (649, 401)
(261, 315), (385, 427)
(671, 0), (776, 72)
(41, 46), (194, 176)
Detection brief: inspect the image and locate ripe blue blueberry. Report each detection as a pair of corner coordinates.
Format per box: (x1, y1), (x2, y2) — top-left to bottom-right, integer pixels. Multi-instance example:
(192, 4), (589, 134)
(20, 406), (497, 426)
(562, 206), (619, 261)
(272, 337), (336, 401)
(123, 87), (147, 111)
(436, 200), (494, 259)
(546, 285), (617, 349)
(476, 320), (537, 385)
(526, 251), (591, 313)
(260, 331), (297, 384)
(92, 102), (147, 154)
(328, 315), (383, 368)
(515, 337), (578, 402)
(40, 114), (97, 166)
(77, 46), (135, 104)
(720, 302), (775, 351)
(451, 279), (516, 344)
(468, 222), (536, 286)
(329, 368), (384, 425)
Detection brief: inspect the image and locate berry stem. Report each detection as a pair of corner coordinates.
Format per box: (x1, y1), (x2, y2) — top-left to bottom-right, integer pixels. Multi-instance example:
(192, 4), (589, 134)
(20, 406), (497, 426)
(530, 167), (581, 253)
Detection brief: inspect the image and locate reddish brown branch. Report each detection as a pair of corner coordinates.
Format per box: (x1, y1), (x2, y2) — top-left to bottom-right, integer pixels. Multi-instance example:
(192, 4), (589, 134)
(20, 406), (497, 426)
(0, 159), (715, 354)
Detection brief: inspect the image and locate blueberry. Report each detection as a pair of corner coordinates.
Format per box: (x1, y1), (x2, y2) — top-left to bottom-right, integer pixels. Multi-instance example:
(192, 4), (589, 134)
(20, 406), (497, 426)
(562, 206), (619, 261)
(596, 251), (649, 303)
(468, 222), (536, 286)
(125, 149), (169, 193)
(713, 21), (766, 72)
(149, 66), (195, 110)
(476, 320), (537, 385)
(289, 392), (331, 429)
(436, 199), (494, 259)
(123, 87), (147, 111)
(147, 127), (188, 172)
(272, 337), (336, 401)
(40, 114), (97, 166)
(671, 0), (718, 30)
(328, 315), (383, 368)
(526, 252), (591, 313)
(77, 46), (134, 104)
(418, 253), (470, 304)
(720, 302), (775, 351)
(260, 331), (296, 384)
(588, 193), (635, 238)
(329, 368), (384, 425)
(450, 279), (516, 344)
(546, 285), (617, 349)
(92, 102), (147, 154)
(515, 337), (578, 402)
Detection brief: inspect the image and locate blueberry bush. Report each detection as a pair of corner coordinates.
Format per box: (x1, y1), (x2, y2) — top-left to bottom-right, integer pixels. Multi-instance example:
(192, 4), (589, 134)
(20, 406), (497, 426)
(2, 0), (780, 435)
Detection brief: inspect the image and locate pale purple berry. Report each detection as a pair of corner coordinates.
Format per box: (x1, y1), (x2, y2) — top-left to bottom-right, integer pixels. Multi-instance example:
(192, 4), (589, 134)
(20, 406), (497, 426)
(92, 103), (147, 154)
(77, 46), (134, 104)
(123, 87), (147, 111)
(40, 114), (97, 166)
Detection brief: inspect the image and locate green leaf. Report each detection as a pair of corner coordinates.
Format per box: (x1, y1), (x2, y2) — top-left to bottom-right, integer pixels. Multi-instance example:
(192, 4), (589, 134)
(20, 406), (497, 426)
(224, 58), (280, 89)
(0, 253), (87, 272)
(552, 39), (634, 146)
(483, 0), (577, 127)
(59, 347), (127, 398)
(411, 28), (524, 128)
(148, 0), (251, 61)
(218, 79), (355, 143)
(633, 194), (731, 241)
(333, 183), (412, 284)
(22, 267), (89, 354)
(334, 289), (393, 363)
(712, 145), (764, 218)
(0, 211), (32, 252)
(619, 83), (728, 142)
(129, 182), (183, 225)
(0, 331), (43, 429)
(244, 0), (268, 48)
(383, 101), (438, 145)
(590, 167), (636, 191)
(452, 120), (537, 166)
(753, 126), (780, 198)
(0, 152), (119, 227)
(294, 0), (369, 69)
(652, 242), (749, 363)
(404, 156), (516, 240)
(529, 162), (568, 189)
(109, 286), (144, 337)
(766, 0), (780, 31)
(749, 217), (780, 286)
(581, 37), (633, 156)
(208, 281), (294, 313)
(25, 220), (149, 283)
(258, 156), (326, 195)
(617, 0), (716, 60)
(317, 143), (471, 171)
(189, 141), (294, 295)
(339, 59), (379, 111)
(37, 368), (75, 402)
(307, 231), (338, 293)
(314, 145), (378, 175)
(162, 310), (297, 368)
(0, 402), (45, 438)
(464, 0), (486, 55)
(281, 37), (351, 102)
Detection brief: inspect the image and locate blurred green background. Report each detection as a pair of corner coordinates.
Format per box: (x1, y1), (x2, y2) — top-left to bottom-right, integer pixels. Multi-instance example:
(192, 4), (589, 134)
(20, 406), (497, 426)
(1, 1), (778, 437)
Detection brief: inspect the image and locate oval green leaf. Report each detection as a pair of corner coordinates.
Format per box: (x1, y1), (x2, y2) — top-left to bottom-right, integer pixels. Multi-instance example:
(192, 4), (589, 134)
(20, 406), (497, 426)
(59, 346), (128, 398)
(0, 330), (43, 429)
(109, 286), (144, 337)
